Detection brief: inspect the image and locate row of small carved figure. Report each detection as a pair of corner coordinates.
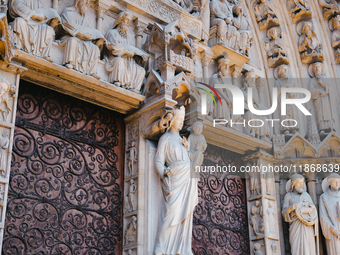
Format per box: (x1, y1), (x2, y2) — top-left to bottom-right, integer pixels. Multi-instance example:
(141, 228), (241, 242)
(7, 1), (149, 93)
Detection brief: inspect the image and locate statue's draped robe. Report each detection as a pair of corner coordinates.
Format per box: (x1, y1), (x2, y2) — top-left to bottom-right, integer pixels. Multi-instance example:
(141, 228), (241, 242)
(320, 188), (340, 255)
(309, 78), (335, 131)
(210, 0), (239, 48)
(282, 191), (317, 255)
(104, 29), (147, 92)
(234, 15), (251, 54)
(60, 7), (104, 75)
(154, 132), (198, 255)
(9, 0), (60, 58)
(298, 34), (320, 54)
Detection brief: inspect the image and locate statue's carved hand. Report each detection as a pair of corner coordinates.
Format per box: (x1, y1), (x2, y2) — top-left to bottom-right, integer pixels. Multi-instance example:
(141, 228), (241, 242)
(182, 137), (188, 148)
(164, 167), (171, 176)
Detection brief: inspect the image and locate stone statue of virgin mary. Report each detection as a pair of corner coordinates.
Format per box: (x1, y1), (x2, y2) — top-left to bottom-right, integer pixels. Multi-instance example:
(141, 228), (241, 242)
(154, 106), (198, 255)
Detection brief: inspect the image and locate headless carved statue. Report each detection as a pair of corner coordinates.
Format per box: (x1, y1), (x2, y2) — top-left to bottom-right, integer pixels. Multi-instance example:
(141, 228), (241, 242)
(59, 0), (105, 78)
(125, 216), (137, 245)
(9, 0), (60, 61)
(104, 12), (149, 93)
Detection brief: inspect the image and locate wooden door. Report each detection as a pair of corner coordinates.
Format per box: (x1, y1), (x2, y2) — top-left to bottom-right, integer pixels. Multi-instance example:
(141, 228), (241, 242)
(2, 81), (124, 255)
(192, 144), (250, 255)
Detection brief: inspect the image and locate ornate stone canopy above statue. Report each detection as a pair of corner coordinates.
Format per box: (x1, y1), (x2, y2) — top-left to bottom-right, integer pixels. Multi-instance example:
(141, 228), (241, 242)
(148, 21), (195, 79)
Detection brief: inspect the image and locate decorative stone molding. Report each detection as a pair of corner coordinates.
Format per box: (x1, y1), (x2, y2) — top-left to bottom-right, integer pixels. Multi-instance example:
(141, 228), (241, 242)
(119, 0), (202, 38)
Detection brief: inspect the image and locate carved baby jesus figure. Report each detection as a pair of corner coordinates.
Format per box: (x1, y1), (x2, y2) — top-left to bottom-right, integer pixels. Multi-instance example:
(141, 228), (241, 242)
(188, 122), (207, 171)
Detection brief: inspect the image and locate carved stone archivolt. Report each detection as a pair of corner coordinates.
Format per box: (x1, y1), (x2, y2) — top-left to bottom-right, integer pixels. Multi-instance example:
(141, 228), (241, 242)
(330, 15), (340, 64)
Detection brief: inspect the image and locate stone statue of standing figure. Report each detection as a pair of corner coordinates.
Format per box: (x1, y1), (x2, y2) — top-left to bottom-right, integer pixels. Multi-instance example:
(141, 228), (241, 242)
(320, 173), (340, 255)
(154, 106), (198, 255)
(0, 130), (9, 177)
(188, 121), (207, 172)
(282, 174), (319, 255)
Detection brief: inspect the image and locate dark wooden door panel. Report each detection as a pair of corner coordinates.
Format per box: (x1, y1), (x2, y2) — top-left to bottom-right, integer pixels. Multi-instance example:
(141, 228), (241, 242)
(3, 82), (124, 255)
(192, 144), (249, 255)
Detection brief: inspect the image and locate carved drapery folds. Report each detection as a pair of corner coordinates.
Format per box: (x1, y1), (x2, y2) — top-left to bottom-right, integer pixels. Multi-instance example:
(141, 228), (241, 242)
(297, 21), (324, 64)
(330, 15), (340, 63)
(286, 0), (312, 23)
(103, 12), (149, 93)
(209, 0), (253, 58)
(253, 0), (280, 31)
(282, 174), (318, 255)
(8, 0), (60, 62)
(264, 27), (289, 68)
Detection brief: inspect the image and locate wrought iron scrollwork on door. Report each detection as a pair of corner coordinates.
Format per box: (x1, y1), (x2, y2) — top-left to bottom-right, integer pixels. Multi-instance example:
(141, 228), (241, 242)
(3, 82), (124, 255)
(192, 144), (250, 255)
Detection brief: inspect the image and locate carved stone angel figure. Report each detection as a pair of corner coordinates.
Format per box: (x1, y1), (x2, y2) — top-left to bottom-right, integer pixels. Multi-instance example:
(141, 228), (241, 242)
(320, 173), (340, 255)
(210, 0), (239, 49)
(282, 174), (318, 255)
(154, 106), (198, 255)
(309, 62), (335, 134)
(9, 0), (60, 61)
(59, 0), (105, 78)
(104, 12), (149, 93)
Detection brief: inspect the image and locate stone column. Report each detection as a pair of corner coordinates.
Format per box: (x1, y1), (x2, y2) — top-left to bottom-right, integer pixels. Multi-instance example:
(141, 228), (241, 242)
(96, 8), (104, 32)
(244, 152), (282, 255)
(0, 65), (26, 251)
(52, 0), (58, 10)
(134, 21), (147, 49)
(201, 53), (213, 79)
